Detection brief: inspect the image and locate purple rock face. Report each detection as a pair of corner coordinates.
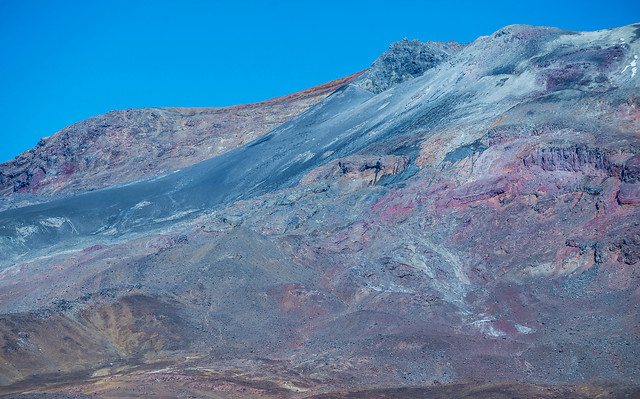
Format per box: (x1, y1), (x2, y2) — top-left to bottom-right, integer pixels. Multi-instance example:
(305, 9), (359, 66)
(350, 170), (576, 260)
(1, 24), (640, 397)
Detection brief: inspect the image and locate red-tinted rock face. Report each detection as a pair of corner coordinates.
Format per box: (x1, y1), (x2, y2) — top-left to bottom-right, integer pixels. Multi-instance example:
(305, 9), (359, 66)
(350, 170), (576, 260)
(0, 71), (364, 210)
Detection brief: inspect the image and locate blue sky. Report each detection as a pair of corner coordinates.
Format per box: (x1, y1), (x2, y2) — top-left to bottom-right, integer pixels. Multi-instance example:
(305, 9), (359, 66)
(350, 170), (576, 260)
(1, 0), (638, 163)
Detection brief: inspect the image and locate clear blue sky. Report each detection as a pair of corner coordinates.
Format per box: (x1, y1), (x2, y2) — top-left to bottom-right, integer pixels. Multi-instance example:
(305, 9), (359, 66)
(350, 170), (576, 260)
(1, 0), (638, 163)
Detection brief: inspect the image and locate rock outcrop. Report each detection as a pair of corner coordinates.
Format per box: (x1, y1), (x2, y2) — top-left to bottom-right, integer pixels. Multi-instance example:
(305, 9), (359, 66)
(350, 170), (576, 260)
(355, 39), (464, 93)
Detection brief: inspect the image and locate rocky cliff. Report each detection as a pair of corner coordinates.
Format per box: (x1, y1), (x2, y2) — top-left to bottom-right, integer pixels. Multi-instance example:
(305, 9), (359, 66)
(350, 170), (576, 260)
(355, 39), (465, 93)
(1, 24), (639, 398)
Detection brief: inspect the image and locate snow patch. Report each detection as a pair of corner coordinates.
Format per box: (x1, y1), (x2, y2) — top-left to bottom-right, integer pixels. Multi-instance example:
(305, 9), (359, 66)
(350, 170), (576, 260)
(132, 200), (152, 210)
(101, 227), (118, 235)
(622, 55), (638, 78)
(322, 150), (334, 158)
(40, 217), (67, 228)
(153, 209), (197, 223)
(377, 102), (390, 111)
(367, 282), (415, 294)
(515, 324), (534, 334)
(294, 151), (315, 163)
(16, 225), (38, 238)
(471, 319), (505, 337)
(94, 224), (118, 235)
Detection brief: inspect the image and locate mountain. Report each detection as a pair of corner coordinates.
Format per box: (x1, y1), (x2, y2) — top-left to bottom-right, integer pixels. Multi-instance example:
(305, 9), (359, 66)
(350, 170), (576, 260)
(1, 23), (639, 398)
(0, 72), (362, 211)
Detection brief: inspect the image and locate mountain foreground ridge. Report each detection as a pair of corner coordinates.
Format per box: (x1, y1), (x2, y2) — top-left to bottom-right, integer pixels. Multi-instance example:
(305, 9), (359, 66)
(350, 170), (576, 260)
(1, 23), (640, 398)
(0, 71), (363, 211)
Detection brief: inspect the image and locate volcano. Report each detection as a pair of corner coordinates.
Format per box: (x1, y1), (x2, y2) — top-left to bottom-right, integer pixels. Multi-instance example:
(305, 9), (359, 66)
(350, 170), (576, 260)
(1, 24), (640, 398)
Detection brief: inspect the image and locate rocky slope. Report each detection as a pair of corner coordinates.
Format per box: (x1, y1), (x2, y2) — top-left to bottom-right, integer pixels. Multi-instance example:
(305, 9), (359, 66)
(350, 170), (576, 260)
(354, 39), (465, 93)
(1, 24), (640, 398)
(0, 72), (363, 211)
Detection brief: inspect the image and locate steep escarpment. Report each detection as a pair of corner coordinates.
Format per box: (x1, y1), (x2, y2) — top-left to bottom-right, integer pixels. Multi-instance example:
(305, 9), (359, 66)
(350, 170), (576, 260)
(1, 23), (640, 397)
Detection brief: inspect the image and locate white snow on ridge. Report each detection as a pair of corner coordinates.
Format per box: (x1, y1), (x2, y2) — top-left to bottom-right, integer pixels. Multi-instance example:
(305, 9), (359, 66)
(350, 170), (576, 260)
(40, 217), (67, 228)
(622, 55), (638, 78)
(133, 200), (152, 210)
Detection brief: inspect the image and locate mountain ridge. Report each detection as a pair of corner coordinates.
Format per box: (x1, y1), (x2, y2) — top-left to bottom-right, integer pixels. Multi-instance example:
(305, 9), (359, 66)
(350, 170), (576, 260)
(0, 71), (364, 211)
(1, 23), (640, 397)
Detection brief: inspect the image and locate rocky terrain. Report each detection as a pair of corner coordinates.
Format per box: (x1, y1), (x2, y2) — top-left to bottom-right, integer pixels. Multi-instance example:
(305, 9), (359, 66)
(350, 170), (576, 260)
(0, 72), (363, 211)
(1, 23), (640, 398)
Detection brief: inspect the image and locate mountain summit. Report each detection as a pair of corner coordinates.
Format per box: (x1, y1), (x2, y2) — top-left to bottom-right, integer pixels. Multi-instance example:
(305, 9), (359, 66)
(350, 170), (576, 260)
(1, 24), (639, 397)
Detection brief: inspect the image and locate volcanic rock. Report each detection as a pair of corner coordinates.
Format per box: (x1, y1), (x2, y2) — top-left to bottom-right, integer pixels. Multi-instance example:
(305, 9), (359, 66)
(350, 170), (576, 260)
(0, 72), (363, 211)
(1, 23), (640, 397)
(355, 39), (464, 93)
